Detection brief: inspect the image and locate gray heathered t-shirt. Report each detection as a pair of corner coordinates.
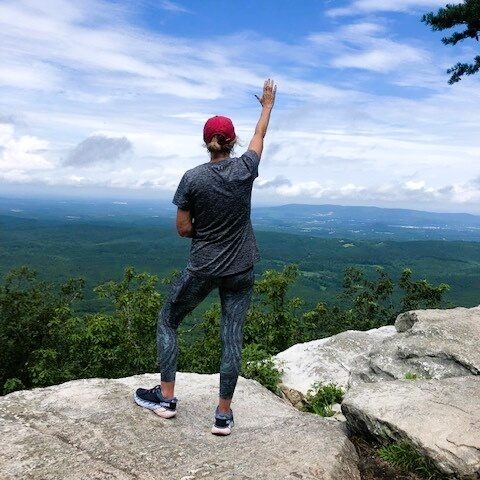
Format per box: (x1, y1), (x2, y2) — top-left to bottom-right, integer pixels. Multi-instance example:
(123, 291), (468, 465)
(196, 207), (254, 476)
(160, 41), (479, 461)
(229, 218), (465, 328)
(172, 149), (261, 277)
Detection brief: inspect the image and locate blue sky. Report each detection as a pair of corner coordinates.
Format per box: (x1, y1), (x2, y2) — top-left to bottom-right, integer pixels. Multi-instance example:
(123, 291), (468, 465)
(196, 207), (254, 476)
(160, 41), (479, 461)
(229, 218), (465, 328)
(1, 0), (480, 212)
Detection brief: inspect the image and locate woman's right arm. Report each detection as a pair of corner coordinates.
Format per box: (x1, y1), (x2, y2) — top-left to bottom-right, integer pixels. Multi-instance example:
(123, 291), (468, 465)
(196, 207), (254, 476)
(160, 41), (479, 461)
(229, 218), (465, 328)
(248, 79), (277, 159)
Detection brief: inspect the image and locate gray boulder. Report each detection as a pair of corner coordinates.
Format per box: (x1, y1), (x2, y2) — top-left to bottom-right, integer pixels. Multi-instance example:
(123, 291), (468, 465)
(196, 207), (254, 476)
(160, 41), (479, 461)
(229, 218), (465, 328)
(0, 372), (360, 480)
(349, 305), (480, 386)
(274, 326), (396, 394)
(342, 376), (480, 479)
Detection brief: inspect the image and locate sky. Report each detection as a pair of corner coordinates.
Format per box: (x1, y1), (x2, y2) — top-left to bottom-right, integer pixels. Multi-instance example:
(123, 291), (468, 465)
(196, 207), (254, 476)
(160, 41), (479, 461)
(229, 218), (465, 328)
(1, 0), (480, 213)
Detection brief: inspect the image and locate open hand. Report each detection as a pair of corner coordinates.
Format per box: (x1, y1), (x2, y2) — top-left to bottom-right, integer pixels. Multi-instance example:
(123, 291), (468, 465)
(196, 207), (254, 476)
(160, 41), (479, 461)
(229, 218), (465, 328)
(255, 78), (277, 109)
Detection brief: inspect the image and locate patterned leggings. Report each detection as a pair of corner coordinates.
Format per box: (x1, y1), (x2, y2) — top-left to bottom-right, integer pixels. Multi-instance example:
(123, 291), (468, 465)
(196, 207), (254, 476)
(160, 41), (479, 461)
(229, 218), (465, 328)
(157, 266), (254, 400)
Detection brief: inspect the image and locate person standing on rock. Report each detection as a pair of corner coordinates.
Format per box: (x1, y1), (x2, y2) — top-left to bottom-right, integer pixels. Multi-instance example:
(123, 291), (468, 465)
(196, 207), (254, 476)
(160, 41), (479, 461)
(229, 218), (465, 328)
(134, 79), (277, 435)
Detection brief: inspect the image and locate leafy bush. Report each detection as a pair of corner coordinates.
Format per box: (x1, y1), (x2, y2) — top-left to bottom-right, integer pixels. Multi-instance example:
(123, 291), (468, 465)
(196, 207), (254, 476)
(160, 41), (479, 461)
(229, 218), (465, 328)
(399, 268), (450, 312)
(240, 343), (282, 394)
(0, 266), (161, 394)
(178, 303), (221, 374)
(3, 378), (25, 394)
(303, 382), (344, 417)
(378, 441), (447, 479)
(0, 266), (85, 394)
(303, 266), (451, 340)
(245, 264), (305, 354)
(338, 266), (395, 330)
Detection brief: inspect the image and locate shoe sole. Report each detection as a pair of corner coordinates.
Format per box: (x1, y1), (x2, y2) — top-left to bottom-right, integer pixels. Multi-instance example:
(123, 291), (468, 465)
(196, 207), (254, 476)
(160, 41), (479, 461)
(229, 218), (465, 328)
(211, 422), (234, 436)
(133, 393), (177, 419)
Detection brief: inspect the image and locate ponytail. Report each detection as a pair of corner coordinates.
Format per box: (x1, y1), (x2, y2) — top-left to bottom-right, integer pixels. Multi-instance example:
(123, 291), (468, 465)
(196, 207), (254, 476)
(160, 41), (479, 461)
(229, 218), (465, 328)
(206, 134), (236, 156)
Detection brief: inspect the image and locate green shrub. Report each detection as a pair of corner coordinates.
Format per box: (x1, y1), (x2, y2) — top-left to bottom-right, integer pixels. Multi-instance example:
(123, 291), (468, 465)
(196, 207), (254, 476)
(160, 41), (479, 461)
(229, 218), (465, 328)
(245, 264), (305, 354)
(378, 441), (447, 480)
(303, 382), (344, 417)
(178, 303), (221, 374)
(241, 343), (282, 394)
(3, 378), (25, 395)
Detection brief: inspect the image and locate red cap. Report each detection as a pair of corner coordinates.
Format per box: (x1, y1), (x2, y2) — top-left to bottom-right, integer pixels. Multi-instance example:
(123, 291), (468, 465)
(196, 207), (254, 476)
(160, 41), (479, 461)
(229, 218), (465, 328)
(203, 115), (236, 143)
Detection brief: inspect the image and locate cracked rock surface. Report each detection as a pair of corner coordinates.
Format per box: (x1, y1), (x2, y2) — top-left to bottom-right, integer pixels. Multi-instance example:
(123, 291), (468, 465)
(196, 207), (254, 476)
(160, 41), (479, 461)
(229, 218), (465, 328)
(0, 372), (360, 480)
(273, 326), (396, 393)
(342, 376), (480, 479)
(349, 306), (480, 387)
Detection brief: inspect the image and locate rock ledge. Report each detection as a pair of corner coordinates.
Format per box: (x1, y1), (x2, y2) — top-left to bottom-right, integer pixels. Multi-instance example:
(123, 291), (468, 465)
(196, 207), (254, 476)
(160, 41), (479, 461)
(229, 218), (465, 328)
(0, 372), (360, 480)
(342, 376), (480, 479)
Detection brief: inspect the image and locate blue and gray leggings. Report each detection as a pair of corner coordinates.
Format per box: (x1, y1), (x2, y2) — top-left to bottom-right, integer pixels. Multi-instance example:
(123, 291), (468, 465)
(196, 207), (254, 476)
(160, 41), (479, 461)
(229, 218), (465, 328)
(157, 266), (254, 400)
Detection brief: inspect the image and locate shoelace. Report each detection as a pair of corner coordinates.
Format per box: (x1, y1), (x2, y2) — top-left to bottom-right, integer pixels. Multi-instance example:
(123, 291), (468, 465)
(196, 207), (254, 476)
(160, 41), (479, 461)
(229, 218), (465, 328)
(150, 385), (176, 403)
(148, 384), (162, 395)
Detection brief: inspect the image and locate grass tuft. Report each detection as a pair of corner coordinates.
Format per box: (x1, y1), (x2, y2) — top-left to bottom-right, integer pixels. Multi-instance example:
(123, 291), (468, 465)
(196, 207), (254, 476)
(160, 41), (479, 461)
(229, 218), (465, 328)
(378, 441), (447, 480)
(303, 382), (344, 417)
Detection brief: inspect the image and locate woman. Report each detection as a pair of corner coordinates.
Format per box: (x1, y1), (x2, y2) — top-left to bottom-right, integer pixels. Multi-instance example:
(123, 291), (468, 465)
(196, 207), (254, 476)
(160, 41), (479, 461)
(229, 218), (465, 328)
(134, 79), (277, 436)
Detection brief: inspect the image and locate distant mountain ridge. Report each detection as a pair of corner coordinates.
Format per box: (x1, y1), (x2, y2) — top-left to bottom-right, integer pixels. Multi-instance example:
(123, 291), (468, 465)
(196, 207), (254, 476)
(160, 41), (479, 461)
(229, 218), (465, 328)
(255, 203), (480, 223)
(2, 196), (480, 241)
(252, 203), (480, 241)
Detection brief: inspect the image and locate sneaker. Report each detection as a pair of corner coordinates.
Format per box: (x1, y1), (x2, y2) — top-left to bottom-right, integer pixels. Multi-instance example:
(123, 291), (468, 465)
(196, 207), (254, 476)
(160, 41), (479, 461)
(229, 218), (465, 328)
(211, 406), (234, 436)
(133, 385), (178, 418)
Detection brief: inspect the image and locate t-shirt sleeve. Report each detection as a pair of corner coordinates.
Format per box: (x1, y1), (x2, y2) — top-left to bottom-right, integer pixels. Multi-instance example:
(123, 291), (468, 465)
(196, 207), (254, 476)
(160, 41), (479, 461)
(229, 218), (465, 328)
(239, 149), (260, 179)
(172, 173), (192, 210)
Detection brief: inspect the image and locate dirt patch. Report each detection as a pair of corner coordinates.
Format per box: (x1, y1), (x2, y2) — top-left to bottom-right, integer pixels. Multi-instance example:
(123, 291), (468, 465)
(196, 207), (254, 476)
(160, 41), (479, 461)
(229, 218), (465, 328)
(350, 435), (421, 480)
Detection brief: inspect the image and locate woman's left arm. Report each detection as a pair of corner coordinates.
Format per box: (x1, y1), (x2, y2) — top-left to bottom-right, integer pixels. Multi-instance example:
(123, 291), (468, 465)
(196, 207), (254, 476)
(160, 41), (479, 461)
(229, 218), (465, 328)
(176, 208), (195, 237)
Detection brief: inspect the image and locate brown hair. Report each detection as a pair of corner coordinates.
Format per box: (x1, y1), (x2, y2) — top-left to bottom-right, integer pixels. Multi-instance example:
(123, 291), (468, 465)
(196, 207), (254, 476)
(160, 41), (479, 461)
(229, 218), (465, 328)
(206, 134), (237, 156)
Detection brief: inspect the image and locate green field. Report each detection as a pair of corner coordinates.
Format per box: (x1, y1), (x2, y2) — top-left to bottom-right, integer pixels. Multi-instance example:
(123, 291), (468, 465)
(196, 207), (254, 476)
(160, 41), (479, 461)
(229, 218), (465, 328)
(1, 214), (479, 319)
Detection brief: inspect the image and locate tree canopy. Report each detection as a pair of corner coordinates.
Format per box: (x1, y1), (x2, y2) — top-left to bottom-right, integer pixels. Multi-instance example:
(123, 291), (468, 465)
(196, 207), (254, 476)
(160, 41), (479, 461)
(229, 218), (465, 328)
(1, 263), (451, 395)
(422, 0), (480, 83)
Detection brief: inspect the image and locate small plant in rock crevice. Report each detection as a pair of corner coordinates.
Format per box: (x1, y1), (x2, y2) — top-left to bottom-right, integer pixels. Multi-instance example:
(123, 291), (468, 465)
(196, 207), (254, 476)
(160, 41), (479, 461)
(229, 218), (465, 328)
(404, 372), (433, 381)
(303, 382), (344, 417)
(378, 440), (448, 480)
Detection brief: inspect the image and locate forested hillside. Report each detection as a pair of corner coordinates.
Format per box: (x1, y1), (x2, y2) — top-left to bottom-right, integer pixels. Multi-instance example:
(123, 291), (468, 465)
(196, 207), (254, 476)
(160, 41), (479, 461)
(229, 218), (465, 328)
(1, 214), (479, 313)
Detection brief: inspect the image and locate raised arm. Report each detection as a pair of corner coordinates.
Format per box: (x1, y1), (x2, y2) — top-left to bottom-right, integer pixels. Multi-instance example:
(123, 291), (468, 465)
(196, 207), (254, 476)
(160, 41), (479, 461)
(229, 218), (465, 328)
(248, 79), (277, 158)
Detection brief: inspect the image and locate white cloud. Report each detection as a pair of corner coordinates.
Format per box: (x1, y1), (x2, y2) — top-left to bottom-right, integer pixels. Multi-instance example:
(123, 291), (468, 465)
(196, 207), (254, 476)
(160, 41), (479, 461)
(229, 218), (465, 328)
(404, 180), (428, 191)
(159, 1), (191, 14)
(310, 22), (428, 73)
(0, 1), (218, 100)
(333, 45), (424, 72)
(0, 124), (53, 173)
(255, 178), (480, 208)
(327, 0), (448, 17)
(0, 62), (60, 90)
(256, 176), (292, 189)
